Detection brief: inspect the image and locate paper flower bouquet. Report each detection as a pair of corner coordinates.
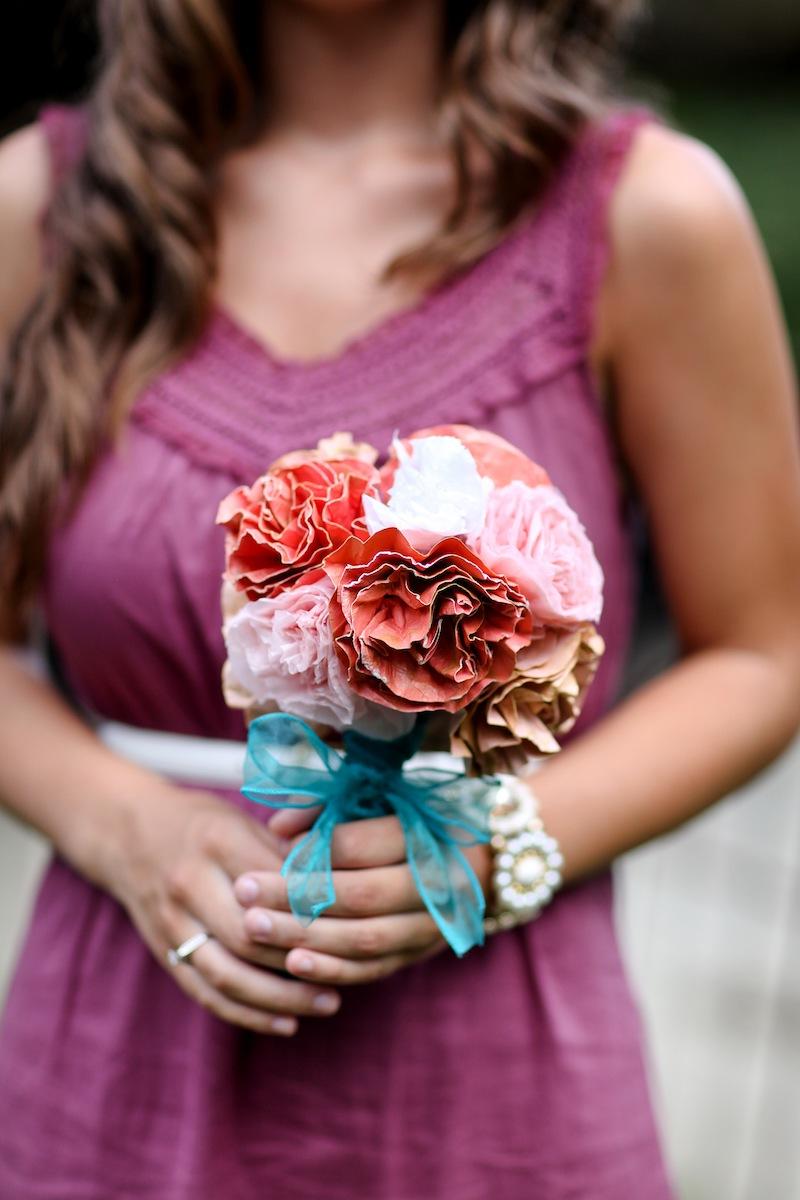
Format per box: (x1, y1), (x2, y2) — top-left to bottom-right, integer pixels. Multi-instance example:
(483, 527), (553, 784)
(216, 425), (605, 953)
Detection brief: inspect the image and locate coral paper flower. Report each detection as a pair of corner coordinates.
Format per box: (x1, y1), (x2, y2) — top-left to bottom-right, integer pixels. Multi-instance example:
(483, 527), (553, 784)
(324, 529), (534, 713)
(450, 624), (605, 774)
(216, 455), (380, 599)
(472, 481), (604, 627)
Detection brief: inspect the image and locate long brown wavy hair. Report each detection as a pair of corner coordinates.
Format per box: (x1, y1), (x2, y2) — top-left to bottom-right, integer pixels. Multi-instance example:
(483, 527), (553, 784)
(0, 0), (641, 638)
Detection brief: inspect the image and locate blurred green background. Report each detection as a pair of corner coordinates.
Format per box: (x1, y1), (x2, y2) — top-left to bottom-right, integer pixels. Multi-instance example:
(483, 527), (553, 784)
(635, 0), (800, 366)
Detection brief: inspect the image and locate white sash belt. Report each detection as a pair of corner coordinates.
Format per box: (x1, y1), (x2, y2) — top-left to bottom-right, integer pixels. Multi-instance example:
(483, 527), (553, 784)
(94, 718), (473, 790)
(96, 720), (250, 789)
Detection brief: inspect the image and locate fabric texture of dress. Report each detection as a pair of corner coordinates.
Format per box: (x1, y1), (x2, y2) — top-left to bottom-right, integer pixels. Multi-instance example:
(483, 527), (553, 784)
(0, 101), (677, 1200)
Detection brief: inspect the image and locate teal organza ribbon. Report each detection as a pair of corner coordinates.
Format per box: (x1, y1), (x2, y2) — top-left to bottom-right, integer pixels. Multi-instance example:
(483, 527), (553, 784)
(241, 712), (496, 956)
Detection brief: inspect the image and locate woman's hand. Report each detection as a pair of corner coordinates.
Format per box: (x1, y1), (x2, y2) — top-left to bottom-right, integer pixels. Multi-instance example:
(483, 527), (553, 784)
(106, 783), (343, 1035)
(232, 811), (493, 985)
(0, 652), (340, 1035)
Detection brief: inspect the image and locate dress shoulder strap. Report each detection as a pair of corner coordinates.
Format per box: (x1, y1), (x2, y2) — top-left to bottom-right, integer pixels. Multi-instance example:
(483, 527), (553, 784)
(556, 104), (661, 352)
(38, 101), (89, 191)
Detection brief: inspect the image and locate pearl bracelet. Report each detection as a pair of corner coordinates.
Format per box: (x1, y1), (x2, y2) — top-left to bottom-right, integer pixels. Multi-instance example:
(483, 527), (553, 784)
(483, 773), (564, 935)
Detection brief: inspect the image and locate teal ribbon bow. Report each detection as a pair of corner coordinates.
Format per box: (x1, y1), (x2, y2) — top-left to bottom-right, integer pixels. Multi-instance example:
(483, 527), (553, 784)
(241, 712), (495, 956)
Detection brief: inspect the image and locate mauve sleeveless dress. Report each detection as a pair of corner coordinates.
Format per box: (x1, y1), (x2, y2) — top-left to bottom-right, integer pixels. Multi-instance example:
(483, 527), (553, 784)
(0, 102), (676, 1199)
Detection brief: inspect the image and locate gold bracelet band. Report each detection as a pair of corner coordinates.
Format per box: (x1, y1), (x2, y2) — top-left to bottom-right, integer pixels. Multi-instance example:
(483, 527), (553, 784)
(483, 773), (564, 935)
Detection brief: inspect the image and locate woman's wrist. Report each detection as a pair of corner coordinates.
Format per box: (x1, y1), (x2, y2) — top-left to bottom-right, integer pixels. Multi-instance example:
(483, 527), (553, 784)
(482, 773), (565, 934)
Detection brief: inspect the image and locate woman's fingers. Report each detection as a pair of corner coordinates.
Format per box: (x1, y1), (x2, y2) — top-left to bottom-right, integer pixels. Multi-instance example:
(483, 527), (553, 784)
(234, 861), (425, 917)
(267, 804), (321, 842)
(117, 784), (352, 1032)
(188, 938), (341, 1017)
(288, 947), (408, 985)
(258, 812), (407, 868)
(165, 856), (288, 970)
(163, 914), (341, 1025)
(243, 906), (439, 960)
(329, 815), (406, 868)
(282, 938), (446, 986)
(174, 964), (300, 1037)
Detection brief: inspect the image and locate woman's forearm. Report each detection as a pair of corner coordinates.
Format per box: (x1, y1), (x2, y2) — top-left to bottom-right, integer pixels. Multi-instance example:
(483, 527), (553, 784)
(0, 648), (171, 886)
(533, 644), (800, 885)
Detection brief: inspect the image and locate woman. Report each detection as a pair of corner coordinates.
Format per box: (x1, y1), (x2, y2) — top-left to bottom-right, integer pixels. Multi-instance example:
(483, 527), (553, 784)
(0, 1), (798, 1197)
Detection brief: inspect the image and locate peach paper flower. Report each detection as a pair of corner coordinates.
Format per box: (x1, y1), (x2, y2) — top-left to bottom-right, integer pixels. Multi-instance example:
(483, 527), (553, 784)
(324, 529), (534, 713)
(216, 453), (380, 599)
(472, 481), (604, 628)
(450, 624), (605, 774)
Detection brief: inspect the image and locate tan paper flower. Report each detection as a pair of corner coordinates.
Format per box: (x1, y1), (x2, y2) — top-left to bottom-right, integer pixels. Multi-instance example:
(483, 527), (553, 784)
(450, 624), (605, 774)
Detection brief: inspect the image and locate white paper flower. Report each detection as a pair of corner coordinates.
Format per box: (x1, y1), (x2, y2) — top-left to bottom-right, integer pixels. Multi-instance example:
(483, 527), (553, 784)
(363, 435), (493, 551)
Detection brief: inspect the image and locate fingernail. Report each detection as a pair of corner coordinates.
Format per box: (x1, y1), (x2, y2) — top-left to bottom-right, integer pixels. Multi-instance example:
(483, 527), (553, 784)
(250, 911), (273, 938)
(313, 993), (340, 1015)
(235, 876), (259, 904)
(291, 953), (314, 974)
(271, 1017), (297, 1036)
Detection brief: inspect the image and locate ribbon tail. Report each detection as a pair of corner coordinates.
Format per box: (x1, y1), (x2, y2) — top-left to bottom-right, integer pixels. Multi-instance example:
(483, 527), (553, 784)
(280, 805), (340, 924)
(394, 801), (486, 957)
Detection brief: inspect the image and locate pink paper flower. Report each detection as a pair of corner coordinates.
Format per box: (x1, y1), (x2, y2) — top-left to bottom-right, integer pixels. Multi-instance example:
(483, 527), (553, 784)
(216, 455), (380, 600)
(222, 577), (359, 730)
(472, 481), (604, 627)
(324, 529), (534, 713)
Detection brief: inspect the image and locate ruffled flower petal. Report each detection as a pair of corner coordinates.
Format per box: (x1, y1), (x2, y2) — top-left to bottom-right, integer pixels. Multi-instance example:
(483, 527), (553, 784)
(363, 435), (492, 551)
(472, 481), (604, 627)
(216, 455), (380, 599)
(324, 528), (533, 714)
(222, 578), (360, 730)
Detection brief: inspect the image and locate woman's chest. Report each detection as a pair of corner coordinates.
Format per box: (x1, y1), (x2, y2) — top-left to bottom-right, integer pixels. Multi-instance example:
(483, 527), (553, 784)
(214, 143), (455, 365)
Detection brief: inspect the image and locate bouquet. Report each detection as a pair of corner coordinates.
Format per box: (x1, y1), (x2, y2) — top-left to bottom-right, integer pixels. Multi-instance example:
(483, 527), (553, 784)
(216, 425), (605, 954)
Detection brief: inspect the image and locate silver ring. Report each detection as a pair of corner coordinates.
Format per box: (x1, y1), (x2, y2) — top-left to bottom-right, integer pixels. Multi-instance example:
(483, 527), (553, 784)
(166, 930), (213, 966)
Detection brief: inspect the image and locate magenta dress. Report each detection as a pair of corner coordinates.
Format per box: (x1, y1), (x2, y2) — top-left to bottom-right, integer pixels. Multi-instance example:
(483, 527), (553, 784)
(0, 102), (676, 1199)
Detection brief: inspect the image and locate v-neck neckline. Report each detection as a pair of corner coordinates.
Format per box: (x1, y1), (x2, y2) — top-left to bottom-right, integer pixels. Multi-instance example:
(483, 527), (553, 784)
(207, 190), (551, 378)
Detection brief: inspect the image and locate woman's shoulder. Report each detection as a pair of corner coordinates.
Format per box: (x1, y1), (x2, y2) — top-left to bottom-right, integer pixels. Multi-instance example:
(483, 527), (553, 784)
(610, 120), (753, 265)
(594, 116), (759, 360)
(0, 122), (51, 342)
